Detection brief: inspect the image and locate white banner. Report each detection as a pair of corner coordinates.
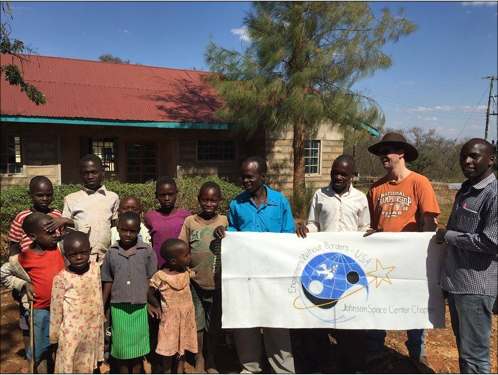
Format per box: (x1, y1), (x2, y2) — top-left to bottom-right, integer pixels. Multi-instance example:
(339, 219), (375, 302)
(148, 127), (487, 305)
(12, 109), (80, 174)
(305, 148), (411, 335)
(221, 232), (446, 330)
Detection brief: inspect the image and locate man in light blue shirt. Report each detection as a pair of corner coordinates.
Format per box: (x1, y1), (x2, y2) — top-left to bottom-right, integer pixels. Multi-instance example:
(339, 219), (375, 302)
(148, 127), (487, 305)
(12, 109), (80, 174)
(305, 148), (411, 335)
(215, 156), (295, 374)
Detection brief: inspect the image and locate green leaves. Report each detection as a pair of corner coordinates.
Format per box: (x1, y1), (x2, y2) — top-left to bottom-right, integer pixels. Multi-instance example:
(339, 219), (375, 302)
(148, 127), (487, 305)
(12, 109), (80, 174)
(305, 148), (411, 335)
(1, 1), (46, 105)
(205, 2), (417, 133)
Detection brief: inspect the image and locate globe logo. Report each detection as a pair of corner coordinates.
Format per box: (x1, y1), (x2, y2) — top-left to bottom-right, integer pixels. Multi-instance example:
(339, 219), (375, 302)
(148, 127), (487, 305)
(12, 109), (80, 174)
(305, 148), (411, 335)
(301, 252), (369, 309)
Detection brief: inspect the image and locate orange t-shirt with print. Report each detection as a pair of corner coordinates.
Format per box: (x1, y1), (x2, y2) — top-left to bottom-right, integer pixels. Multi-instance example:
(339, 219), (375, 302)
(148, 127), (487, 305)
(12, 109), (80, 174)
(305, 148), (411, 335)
(367, 172), (440, 233)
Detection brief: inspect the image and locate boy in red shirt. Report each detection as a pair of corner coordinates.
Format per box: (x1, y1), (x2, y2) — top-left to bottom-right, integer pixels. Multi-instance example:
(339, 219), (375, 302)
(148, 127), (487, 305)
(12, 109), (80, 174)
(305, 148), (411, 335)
(8, 212), (66, 373)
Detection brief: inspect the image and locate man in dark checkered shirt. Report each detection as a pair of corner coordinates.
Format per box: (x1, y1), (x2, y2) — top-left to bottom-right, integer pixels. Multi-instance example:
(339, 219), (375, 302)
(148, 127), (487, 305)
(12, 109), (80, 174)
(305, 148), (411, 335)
(436, 138), (497, 374)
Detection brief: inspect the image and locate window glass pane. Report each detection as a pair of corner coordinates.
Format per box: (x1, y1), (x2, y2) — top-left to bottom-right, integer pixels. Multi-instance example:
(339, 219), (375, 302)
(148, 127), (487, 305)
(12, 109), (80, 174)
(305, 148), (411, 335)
(197, 140), (235, 161)
(304, 140), (320, 174)
(1, 134), (22, 174)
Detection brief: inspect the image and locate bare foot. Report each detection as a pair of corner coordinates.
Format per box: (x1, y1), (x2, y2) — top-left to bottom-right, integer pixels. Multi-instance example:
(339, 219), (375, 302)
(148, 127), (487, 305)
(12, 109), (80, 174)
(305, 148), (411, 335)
(207, 368), (219, 374)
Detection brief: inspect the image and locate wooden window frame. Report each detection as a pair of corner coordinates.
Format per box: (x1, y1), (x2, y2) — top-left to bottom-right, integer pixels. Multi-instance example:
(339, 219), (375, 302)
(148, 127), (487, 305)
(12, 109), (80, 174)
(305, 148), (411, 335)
(305, 140), (320, 175)
(0, 134), (23, 175)
(196, 139), (236, 162)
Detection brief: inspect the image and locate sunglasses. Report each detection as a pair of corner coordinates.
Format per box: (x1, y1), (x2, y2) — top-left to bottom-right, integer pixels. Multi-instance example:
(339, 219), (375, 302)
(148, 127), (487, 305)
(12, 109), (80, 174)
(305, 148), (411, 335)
(378, 148), (401, 156)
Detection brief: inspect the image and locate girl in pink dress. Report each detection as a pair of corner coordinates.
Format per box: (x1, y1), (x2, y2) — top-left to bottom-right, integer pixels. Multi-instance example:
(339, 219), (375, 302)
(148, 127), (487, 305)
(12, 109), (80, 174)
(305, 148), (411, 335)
(147, 238), (197, 374)
(50, 232), (104, 374)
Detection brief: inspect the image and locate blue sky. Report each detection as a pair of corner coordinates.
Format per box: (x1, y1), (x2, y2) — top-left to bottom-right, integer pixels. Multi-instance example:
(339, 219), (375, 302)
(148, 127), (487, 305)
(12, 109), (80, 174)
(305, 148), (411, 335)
(6, 1), (498, 142)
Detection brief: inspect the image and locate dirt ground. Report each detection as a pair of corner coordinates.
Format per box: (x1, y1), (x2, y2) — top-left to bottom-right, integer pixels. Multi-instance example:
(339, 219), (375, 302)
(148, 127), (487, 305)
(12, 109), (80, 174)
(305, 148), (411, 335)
(1, 287), (496, 374)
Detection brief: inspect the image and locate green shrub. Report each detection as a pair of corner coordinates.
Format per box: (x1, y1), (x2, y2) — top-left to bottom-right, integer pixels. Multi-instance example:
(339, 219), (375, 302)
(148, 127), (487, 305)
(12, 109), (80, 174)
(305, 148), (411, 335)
(1, 177), (243, 260)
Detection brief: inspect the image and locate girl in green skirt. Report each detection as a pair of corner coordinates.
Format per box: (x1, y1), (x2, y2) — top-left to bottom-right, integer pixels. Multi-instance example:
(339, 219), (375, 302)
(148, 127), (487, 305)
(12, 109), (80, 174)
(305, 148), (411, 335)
(102, 212), (158, 373)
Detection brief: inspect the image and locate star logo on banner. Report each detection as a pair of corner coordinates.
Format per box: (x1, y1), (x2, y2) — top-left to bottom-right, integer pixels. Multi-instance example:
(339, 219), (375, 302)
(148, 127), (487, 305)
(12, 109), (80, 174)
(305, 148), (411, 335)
(367, 259), (395, 288)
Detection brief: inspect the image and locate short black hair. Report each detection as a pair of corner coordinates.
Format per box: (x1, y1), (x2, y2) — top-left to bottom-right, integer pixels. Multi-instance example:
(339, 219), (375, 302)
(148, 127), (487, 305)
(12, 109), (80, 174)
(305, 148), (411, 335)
(79, 154), (103, 169)
(156, 176), (177, 190)
(463, 138), (495, 155)
(199, 181), (222, 198)
(242, 156), (268, 174)
(22, 212), (50, 235)
(63, 231), (90, 253)
(160, 238), (187, 262)
(120, 195), (142, 209)
(118, 211), (141, 228)
(29, 176), (53, 192)
(333, 154), (356, 169)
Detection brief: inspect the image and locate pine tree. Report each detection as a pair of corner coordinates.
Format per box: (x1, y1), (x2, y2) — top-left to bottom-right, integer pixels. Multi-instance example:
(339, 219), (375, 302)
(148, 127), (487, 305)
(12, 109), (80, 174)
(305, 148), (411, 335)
(205, 2), (417, 194)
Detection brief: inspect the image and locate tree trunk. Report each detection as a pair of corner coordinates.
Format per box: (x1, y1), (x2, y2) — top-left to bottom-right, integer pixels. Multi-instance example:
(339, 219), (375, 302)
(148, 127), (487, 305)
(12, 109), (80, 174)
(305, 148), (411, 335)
(293, 120), (306, 196)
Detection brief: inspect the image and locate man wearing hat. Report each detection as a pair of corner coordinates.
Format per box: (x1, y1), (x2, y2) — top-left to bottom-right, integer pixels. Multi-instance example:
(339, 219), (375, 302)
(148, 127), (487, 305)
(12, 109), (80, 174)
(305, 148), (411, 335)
(365, 132), (440, 373)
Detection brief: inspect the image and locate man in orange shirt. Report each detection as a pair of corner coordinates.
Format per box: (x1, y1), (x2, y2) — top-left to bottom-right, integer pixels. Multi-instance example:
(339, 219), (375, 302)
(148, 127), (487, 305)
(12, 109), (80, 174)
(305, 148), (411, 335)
(365, 133), (439, 374)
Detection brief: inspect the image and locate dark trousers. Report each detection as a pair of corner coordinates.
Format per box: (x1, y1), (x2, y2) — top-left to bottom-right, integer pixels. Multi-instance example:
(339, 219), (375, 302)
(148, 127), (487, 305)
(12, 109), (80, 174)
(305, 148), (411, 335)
(333, 329), (366, 372)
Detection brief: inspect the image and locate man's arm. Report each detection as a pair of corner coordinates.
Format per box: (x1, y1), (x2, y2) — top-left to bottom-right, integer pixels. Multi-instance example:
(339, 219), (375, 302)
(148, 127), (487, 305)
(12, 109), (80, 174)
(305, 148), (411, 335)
(281, 198), (296, 234)
(422, 214), (438, 232)
(440, 195), (497, 255)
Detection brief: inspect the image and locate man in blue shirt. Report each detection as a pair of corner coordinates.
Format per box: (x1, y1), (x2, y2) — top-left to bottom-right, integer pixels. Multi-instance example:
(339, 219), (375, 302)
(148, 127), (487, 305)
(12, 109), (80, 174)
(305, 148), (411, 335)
(215, 156), (295, 374)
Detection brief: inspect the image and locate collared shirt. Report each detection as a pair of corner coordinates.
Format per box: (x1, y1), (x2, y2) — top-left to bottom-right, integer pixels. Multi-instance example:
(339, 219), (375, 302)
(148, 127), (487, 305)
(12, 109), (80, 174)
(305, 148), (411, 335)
(227, 185), (295, 233)
(100, 240), (158, 304)
(62, 185), (119, 265)
(306, 185), (370, 233)
(111, 223), (152, 246)
(440, 173), (498, 297)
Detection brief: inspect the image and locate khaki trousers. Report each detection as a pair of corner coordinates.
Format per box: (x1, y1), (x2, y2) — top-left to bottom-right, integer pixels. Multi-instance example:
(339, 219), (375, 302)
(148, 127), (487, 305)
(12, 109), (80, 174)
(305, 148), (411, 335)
(234, 327), (295, 374)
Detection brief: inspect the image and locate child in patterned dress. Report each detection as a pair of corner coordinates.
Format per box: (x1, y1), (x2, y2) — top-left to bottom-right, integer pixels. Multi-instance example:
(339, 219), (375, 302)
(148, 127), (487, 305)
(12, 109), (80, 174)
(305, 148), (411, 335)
(147, 239), (198, 374)
(49, 231), (104, 373)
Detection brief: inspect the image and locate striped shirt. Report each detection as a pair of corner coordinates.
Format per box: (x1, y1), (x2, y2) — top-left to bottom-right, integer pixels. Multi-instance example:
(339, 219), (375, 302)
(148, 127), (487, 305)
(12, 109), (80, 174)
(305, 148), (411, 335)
(8, 209), (63, 252)
(439, 173), (498, 297)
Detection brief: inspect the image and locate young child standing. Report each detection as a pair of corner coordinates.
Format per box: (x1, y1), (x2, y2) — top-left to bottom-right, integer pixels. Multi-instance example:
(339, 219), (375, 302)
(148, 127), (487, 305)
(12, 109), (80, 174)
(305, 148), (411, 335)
(50, 231), (104, 374)
(147, 239), (198, 374)
(145, 176), (191, 269)
(102, 212), (158, 373)
(8, 212), (66, 373)
(111, 196), (151, 245)
(178, 182), (227, 374)
(62, 154), (119, 265)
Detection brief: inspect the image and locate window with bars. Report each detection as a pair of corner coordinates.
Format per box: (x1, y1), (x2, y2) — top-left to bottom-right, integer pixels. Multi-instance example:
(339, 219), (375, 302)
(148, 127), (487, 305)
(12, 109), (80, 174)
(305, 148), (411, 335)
(0, 134), (23, 174)
(126, 142), (157, 183)
(197, 140), (236, 161)
(91, 138), (116, 172)
(81, 137), (117, 172)
(305, 140), (320, 174)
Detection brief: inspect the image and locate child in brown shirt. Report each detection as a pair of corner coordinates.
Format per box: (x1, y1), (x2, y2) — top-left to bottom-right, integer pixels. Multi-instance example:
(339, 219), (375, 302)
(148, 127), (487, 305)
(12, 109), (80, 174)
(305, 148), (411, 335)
(178, 182), (228, 374)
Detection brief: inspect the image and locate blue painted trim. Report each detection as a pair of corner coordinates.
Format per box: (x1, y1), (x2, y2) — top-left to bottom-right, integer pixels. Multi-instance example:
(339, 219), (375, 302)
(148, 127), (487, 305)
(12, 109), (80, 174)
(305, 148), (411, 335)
(0, 116), (231, 130)
(360, 123), (379, 136)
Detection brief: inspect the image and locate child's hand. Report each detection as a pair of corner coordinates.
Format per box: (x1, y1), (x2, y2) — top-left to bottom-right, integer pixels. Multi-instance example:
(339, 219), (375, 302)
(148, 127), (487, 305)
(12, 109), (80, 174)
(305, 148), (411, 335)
(147, 304), (161, 319)
(363, 229), (377, 237)
(214, 226), (226, 239)
(44, 217), (67, 232)
(23, 283), (36, 301)
(295, 225), (309, 238)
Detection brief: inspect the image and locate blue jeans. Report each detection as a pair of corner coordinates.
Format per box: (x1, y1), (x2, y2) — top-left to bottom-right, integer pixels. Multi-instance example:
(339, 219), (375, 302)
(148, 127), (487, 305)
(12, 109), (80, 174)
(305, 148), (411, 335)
(448, 293), (496, 374)
(25, 308), (52, 361)
(366, 329), (426, 357)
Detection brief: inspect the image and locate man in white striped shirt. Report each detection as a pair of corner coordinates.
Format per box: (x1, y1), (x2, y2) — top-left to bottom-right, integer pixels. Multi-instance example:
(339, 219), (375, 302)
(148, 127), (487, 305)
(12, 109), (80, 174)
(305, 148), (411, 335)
(295, 154), (370, 372)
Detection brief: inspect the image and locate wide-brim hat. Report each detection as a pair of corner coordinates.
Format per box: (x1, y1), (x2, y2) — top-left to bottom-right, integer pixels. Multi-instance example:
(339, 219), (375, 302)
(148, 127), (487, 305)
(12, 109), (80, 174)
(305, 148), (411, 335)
(368, 132), (419, 162)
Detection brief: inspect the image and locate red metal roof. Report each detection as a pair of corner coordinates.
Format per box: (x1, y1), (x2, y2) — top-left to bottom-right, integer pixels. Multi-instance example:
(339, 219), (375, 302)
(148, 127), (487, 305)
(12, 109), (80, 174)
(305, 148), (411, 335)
(1, 54), (223, 123)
